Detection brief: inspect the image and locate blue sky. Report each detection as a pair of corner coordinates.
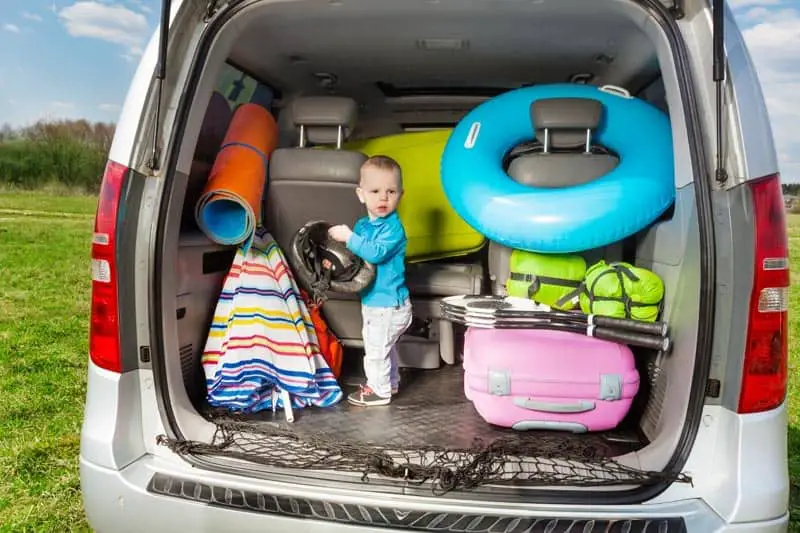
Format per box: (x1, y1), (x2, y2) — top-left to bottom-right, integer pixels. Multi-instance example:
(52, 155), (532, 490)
(1, 0), (798, 181)
(0, 0), (158, 127)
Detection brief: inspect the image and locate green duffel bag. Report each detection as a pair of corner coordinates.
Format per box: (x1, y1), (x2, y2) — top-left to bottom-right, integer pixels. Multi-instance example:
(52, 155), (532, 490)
(506, 250), (586, 310)
(579, 260), (664, 322)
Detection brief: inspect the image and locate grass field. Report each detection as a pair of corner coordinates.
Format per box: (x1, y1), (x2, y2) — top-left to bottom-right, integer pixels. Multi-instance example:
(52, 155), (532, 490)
(0, 190), (798, 531)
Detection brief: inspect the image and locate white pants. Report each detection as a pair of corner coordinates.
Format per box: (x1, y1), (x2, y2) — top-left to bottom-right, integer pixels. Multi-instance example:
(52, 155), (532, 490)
(361, 301), (413, 398)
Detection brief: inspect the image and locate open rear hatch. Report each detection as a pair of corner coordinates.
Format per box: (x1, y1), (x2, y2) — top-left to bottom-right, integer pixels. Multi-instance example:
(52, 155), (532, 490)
(148, 0), (718, 504)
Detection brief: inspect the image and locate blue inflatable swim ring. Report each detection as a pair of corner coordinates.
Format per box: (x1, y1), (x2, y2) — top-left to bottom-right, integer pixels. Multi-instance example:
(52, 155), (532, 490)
(441, 83), (675, 253)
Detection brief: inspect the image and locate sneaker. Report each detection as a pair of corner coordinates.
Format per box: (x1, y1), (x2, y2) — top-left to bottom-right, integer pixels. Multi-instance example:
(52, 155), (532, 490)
(347, 385), (391, 406)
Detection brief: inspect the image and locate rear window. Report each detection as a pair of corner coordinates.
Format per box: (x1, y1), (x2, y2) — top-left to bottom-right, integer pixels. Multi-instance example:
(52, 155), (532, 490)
(215, 61), (277, 112)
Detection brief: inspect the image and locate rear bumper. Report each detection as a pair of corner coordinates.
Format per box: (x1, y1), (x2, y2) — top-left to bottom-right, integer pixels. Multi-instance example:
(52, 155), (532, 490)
(720, 516), (789, 532)
(81, 357), (789, 532)
(80, 452), (788, 533)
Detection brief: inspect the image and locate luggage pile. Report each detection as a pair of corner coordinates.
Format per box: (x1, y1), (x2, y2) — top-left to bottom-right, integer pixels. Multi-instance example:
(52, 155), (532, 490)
(442, 250), (669, 434)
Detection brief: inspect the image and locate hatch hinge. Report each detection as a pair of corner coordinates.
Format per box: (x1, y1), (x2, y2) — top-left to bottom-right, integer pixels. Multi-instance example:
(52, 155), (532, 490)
(713, 0), (729, 185)
(668, 0), (685, 19)
(205, 0), (232, 21)
(148, 0), (172, 173)
(656, 0), (684, 19)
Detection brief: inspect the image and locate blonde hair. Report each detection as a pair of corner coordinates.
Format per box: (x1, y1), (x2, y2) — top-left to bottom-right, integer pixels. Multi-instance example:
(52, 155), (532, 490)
(361, 155), (402, 186)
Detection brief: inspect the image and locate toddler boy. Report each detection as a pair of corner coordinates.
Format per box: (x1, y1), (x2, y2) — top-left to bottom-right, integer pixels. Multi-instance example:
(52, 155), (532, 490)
(328, 155), (412, 406)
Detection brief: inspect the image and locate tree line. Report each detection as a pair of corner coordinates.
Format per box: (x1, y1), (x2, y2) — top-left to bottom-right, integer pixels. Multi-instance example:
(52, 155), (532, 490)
(782, 183), (800, 197)
(1, 118), (798, 198)
(0, 119), (115, 193)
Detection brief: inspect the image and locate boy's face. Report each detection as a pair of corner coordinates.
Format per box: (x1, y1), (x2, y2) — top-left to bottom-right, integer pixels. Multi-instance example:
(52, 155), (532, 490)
(356, 165), (402, 218)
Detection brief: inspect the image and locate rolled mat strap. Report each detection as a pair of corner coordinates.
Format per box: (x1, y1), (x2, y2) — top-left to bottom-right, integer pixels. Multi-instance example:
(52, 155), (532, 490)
(219, 140), (271, 169)
(195, 103), (279, 252)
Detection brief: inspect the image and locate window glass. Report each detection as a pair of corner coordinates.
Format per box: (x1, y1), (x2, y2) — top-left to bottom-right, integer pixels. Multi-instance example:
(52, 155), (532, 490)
(215, 62), (275, 111)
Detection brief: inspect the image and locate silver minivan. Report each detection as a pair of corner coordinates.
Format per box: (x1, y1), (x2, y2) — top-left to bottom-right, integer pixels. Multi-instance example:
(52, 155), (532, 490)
(79, 0), (791, 531)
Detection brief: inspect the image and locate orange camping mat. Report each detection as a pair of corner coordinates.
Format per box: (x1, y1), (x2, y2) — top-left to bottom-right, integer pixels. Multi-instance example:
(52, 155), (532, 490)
(195, 102), (278, 249)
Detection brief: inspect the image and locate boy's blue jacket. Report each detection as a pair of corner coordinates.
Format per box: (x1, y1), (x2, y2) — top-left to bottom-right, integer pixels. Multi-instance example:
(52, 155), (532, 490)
(346, 211), (409, 307)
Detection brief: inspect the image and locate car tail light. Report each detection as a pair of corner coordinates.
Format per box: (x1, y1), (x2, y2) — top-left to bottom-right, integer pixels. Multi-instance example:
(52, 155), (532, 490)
(738, 174), (789, 414)
(89, 160), (128, 374)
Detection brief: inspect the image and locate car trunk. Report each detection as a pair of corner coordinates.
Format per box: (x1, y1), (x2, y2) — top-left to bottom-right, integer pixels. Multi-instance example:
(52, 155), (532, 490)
(151, 0), (711, 502)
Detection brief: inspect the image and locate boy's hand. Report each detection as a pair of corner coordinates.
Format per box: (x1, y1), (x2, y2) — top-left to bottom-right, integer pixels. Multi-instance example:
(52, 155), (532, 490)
(328, 224), (352, 243)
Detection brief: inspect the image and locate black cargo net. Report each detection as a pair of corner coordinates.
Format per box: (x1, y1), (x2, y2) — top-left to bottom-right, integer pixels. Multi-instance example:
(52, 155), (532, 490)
(156, 416), (691, 495)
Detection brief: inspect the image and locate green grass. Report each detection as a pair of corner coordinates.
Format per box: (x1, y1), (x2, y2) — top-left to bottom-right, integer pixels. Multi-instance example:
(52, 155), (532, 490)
(0, 190), (98, 216)
(0, 194), (96, 532)
(787, 214), (800, 531)
(0, 194), (798, 531)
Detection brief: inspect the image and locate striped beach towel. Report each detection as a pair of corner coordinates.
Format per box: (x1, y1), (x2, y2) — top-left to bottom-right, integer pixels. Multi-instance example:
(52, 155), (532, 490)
(201, 229), (343, 419)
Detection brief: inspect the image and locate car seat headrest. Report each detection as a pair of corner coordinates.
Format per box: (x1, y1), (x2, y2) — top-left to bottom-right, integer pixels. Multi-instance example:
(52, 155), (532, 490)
(291, 96), (358, 148)
(531, 97), (603, 150)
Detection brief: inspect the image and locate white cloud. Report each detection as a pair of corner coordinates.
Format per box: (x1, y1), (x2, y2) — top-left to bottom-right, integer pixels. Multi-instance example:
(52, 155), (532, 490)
(121, 45), (144, 63)
(740, 8), (800, 182)
(98, 103), (121, 113)
(128, 0), (152, 14)
(741, 6), (773, 21)
(729, 0), (782, 7)
(58, 1), (149, 55)
(22, 11), (44, 22)
(4, 24), (21, 33)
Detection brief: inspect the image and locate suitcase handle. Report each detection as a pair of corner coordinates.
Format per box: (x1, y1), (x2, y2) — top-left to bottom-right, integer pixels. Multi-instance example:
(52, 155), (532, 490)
(512, 397), (596, 413)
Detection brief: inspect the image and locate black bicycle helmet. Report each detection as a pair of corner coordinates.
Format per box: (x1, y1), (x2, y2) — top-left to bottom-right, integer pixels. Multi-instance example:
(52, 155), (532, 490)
(289, 220), (376, 302)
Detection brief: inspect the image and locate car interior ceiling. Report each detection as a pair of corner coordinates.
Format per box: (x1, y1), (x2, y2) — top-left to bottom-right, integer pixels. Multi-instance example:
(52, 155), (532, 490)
(221, 0), (664, 136)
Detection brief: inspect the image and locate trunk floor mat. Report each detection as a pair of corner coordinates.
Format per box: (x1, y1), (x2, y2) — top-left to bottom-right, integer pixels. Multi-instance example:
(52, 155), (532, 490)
(160, 364), (693, 494)
(219, 364), (647, 458)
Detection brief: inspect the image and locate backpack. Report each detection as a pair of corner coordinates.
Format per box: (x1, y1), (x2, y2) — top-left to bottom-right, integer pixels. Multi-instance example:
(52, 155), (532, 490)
(579, 260), (665, 322)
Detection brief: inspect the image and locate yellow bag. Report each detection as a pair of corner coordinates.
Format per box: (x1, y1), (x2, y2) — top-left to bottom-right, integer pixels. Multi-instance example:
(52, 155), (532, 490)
(506, 250), (587, 310)
(344, 130), (485, 262)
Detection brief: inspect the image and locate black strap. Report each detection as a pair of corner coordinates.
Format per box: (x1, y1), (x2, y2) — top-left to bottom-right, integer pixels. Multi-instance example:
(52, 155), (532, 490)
(303, 236), (331, 306)
(553, 287), (583, 308)
(509, 271), (583, 307)
(509, 272), (582, 288)
(311, 269), (331, 307)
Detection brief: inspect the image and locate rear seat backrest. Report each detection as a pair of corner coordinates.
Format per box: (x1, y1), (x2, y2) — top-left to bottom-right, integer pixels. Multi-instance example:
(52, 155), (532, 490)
(506, 97), (618, 187)
(489, 97), (624, 294)
(267, 98), (486, 369)
(265, 96), (368, 252)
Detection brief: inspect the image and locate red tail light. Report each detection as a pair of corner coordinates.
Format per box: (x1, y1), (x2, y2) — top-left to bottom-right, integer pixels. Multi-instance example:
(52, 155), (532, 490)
(89, 160), (128, 374)
(738, 174), (789, 414)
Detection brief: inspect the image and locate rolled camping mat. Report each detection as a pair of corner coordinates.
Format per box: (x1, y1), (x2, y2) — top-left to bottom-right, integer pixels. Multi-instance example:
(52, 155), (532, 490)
(195, 103), (279, 250)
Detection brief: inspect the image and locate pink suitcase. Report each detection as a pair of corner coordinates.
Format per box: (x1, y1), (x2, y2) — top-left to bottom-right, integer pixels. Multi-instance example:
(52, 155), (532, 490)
(462, 327), (640, 433)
